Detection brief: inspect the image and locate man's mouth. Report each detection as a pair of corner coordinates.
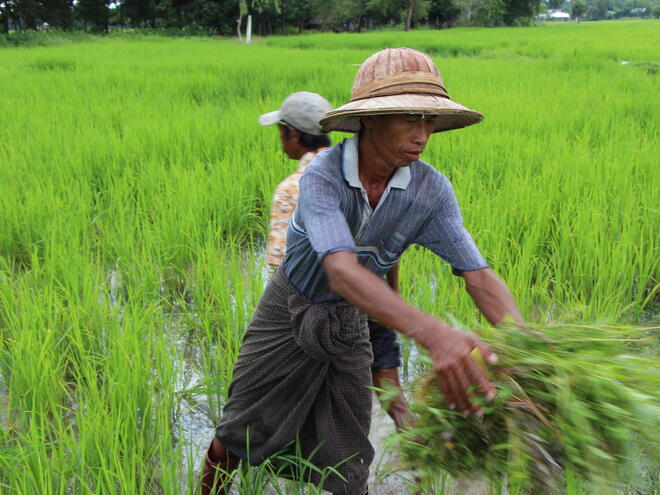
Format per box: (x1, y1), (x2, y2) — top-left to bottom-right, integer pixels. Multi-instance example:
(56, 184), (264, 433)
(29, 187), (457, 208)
(403, 151), (421, 161)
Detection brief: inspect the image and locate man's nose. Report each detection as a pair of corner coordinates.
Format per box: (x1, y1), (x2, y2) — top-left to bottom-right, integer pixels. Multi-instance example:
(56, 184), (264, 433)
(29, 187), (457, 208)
(412, 121), (433, 146)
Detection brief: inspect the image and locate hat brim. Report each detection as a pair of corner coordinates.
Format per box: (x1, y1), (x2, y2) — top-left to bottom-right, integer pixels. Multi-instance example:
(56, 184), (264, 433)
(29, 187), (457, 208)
(320, 94), (483, 133)
(258, 110), (281, 127)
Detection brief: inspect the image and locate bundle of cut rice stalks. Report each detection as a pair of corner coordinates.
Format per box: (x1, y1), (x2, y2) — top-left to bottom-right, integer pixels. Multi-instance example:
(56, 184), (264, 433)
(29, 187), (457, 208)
(396, 323), (659, 494)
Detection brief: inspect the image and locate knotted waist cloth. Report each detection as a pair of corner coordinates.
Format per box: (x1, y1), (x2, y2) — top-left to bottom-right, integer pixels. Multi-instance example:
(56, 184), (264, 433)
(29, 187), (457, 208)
(215, 267), (374, 495)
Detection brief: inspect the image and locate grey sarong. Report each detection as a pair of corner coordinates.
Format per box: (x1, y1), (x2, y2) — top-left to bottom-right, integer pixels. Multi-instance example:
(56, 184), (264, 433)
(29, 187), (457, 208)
(215, 267), (374, 495)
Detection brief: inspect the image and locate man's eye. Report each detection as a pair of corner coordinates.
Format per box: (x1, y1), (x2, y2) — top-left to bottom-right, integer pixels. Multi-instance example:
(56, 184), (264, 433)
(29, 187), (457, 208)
(402, 115), (423, 123)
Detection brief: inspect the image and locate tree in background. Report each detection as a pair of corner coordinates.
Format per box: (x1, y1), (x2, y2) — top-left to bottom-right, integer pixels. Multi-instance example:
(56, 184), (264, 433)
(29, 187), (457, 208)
(503, 0), (539, 24)
(364, 0), (403, 26)
(42, 0), (73, 28)
(12, 0), (40, 29)
(4, 0), (655, 36)
(237, 0), (246, 39)
(236, 0), (280, 38)
(175, 0), (238, 34)
(477, 0), (506, 24)
(460, 0), (505, 24)
(571, 0), (587, 19)
(428, 0), (461, 26)
(76, 0), (110, 31)
(652, 1), (660, 15)
(2, 0), (74, 30)
(278, 0), (318, 32)
(316, 0), (364, 31)
(585, 0), (611, 18)
(1, 0), (12, 32)
(120, 0), (156, 27)
(405, 0), (430, 30)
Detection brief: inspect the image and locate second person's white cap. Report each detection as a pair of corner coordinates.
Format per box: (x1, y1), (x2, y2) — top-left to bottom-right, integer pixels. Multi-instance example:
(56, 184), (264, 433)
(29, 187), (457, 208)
(259, 91), (333, 135)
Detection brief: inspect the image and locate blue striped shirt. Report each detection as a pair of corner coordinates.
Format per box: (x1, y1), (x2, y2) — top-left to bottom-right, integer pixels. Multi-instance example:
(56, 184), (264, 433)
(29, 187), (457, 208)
(282, 134), (488, 303)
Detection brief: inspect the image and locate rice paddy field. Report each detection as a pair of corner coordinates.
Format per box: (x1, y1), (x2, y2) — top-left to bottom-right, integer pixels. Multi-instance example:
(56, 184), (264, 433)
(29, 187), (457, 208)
(0, 20), (658, 494)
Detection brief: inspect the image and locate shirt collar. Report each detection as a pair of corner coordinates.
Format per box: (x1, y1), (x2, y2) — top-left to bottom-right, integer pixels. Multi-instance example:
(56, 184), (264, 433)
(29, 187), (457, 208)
(341, 134), (411, 190)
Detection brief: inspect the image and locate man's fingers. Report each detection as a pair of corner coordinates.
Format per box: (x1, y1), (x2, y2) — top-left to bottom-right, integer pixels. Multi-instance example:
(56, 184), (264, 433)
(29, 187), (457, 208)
(476, 340), (498, 365)
(438, 378), (455, 410)
(450, 363), (476, 414)
(436, 367), (459, 410)
(465, 352), (496, 403)
(444, 367), (470, 412)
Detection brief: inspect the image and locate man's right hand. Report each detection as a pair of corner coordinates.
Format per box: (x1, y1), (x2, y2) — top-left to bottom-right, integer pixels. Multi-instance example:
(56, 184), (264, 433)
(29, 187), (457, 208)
(421, 323), (497, 415)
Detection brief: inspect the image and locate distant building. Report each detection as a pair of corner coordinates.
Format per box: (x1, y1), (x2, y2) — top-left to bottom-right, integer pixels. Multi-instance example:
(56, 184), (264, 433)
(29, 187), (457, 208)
(550, 10), (571, 20)
(630, 7), (649, 16)
(537, 9), (572, 21)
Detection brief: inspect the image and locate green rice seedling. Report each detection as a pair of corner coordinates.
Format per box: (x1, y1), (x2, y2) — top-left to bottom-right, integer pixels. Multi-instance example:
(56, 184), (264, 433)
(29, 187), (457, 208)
(191, 436), (350, 495)
(175, 243), (266, 421)
(266, 20), (660, 62)
(395, 323), (660, 494)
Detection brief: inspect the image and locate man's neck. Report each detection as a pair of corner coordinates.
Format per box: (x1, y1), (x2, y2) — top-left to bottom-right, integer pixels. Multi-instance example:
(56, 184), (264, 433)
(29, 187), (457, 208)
(357, 133), (395, 188)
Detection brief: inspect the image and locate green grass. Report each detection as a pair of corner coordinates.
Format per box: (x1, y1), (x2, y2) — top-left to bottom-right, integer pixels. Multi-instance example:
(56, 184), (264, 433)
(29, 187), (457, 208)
(266, 20), (660, 61)
(0, 21), (658, 494)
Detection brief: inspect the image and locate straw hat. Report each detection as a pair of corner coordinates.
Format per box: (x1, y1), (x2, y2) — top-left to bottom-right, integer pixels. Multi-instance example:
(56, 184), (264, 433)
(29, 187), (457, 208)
(320, 48), (483, 133)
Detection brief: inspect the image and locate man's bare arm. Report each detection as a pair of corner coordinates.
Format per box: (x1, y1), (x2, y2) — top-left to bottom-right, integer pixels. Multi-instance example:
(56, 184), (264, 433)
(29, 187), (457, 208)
(323, 251), (497, 415)
(462, 268), (525, 325)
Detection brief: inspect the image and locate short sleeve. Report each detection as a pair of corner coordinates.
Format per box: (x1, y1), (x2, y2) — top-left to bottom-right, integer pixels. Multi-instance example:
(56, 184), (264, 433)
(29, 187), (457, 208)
(414, 180), (488, 275)
(297, 170), (357, 260)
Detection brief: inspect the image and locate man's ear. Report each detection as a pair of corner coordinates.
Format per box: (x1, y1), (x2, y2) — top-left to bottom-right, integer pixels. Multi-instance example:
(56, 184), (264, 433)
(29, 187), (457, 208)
(288, 126), (301, 142)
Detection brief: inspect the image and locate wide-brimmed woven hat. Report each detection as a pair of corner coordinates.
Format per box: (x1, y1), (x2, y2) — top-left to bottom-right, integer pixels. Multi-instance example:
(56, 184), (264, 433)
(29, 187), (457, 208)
(320, 48), (483, 133)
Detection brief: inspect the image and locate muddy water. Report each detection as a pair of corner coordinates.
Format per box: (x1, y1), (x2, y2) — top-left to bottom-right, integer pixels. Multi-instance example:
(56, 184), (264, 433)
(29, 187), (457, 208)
(367, 403), (423, 495)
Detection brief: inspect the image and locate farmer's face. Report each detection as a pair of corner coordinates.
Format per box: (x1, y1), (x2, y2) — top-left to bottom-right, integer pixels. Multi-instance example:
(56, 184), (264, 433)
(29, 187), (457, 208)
(364, 114), (435, 167)
(278, 123), (303, 160)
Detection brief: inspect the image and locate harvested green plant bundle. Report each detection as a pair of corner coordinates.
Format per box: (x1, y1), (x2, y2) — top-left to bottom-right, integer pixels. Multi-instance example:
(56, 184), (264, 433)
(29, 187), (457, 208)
(396, 324), (660, 494)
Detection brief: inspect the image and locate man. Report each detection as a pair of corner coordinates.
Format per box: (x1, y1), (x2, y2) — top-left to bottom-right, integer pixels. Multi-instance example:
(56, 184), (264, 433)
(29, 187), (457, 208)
(201, 48), (524, 495)
(261, 91), (411, 433)
(259, 91), (334, 270)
